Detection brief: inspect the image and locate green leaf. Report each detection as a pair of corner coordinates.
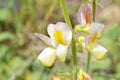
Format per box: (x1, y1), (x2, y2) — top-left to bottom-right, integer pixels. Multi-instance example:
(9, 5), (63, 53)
(0, 44), (9, 60)
(0, 9), (11, 21)
(8, 57), (24, 73)
(0, 32), (14, 42)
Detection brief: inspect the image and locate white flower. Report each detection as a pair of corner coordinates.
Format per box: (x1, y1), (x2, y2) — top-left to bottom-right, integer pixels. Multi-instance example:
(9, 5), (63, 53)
(86, 43), (107, 60)
(76, 3), (103, 37)
(35, 22), (72, 66)
(86, 24), (107, 60)
(76, 3), (107, 60)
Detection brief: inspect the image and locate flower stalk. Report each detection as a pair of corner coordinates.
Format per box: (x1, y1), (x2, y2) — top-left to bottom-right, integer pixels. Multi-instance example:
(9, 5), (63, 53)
(85, 51), (91, 73)
(60, 0), (77, 80)
(92, 0), (96, 22)
(60, 0), (72, 30)
(85, 0), (97, 73)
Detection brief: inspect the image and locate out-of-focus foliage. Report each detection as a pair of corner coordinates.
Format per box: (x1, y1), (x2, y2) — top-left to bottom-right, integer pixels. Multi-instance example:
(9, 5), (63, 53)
(0, 0), (120, 80)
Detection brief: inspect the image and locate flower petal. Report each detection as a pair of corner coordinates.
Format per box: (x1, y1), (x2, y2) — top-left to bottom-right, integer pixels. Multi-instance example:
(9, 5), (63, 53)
(86, 23), (104, 45)
(34, 33), (55, 47)
(85, 31), (97, 45)
(87, 43), (107, 61)
(55, 22), (72, 45)
(56, 44), (68, 63)
(90, 23), (104, 39)
(47, 22), (72, 45)
(78, 3), (92, 26)
(47, 23), (66, 46)
(47, 24), (56, 42)
(37, 47), (56, 66)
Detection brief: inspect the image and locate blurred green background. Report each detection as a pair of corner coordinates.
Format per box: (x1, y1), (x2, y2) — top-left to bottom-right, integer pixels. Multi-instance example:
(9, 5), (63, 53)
(0, 0), (120, 80)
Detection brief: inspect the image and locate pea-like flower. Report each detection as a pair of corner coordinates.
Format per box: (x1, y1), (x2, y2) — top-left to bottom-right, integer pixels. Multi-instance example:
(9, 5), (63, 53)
(78, 3), (92, 27)
(78, 69), (92, 80)
(86, 25), (107, 60)
(35, 22), (72, 66)
(76, 3), (107, 60)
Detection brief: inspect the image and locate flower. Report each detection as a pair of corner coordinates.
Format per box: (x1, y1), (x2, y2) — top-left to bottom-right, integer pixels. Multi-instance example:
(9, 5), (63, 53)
(35, 22), (72, 66)
(75, 3), (92, 34)
(85, 25), (107, 60)
(77, 3), (92, 26)
(78, 69), (92, 80)
(76, 3), (104, 36)
(76, 3), (107, 60)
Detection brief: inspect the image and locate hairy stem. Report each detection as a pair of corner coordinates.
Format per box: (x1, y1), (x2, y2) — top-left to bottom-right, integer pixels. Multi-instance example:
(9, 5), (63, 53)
(60, 0), (77, 80)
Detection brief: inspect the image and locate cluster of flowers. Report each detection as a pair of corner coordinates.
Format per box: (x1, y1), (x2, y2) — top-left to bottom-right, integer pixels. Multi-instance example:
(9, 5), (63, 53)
(35, 3), (107, 80)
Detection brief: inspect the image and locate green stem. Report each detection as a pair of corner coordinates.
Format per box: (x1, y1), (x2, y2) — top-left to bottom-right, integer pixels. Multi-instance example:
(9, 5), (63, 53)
(85, 52), (91, 73)
(60, 0), (77, 80)
(86, 0), (96, 73)
(92, 0), (96, 22)
(60, 0), (72, 30)
(71, 34), (77, 80)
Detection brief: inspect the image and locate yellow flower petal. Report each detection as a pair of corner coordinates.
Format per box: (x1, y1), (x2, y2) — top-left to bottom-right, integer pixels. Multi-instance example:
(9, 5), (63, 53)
(89, 32), (97, 44)
(37, 47), (56, 67)
(53, 30), (66, 45)
(56, 44), (68, 63)
(87, 43), (107, 61)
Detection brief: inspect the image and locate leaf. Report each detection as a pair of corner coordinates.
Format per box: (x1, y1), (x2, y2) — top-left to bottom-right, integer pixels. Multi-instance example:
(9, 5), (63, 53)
(9, 57), (24, 72)
(0, 32), (14, 42)
(0, 9), (11, 21)
(14, 15), (22, 32)
(0, 44), (10, 61)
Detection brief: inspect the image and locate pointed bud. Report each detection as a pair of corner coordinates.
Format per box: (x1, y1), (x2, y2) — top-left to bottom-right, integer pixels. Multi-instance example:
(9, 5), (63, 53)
(78, 69), (92, 80)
